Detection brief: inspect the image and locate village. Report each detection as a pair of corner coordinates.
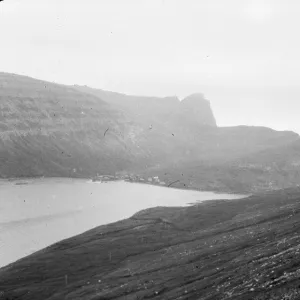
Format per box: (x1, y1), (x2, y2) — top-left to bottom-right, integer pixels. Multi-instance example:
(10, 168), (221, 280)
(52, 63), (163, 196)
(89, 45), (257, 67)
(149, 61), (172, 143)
(92, 173), (166, 186)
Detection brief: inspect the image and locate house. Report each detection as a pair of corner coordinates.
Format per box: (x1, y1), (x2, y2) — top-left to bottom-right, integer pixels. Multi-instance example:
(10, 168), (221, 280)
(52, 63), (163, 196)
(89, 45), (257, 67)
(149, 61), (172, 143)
(153, 176), (160, 183)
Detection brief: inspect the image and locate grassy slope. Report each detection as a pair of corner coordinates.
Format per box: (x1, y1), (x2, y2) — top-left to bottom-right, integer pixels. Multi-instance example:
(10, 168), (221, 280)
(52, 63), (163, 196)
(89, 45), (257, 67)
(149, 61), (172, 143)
(73, 85), (299, 164)
(1, 72), (300, 192)
(1, 189), (300, 299)
(74, 84), (300, 193)
(0, 73), (150, 177)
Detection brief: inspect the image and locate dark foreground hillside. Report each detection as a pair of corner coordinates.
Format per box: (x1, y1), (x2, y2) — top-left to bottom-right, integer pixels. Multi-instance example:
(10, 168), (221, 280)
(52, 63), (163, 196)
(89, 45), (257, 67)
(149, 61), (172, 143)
(1, 189), (300, 299)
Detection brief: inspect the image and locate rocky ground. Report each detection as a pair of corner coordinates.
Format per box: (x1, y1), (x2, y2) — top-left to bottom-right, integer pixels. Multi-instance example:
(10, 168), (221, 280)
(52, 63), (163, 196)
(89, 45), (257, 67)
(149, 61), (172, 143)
(1, 188), (300, 300)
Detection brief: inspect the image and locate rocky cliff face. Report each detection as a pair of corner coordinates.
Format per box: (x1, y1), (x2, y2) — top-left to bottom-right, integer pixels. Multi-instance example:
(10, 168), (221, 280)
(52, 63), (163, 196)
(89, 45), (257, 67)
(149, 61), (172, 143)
(73, 86), (217, 128)
(1, 72), (300, 193)
(179, 93), (217, 127)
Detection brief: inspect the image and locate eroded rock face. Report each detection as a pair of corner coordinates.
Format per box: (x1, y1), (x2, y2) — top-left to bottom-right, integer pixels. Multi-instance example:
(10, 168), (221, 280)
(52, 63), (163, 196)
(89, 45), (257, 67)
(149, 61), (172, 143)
(180, 93), (217, 127)
(73, 86), (217, 128)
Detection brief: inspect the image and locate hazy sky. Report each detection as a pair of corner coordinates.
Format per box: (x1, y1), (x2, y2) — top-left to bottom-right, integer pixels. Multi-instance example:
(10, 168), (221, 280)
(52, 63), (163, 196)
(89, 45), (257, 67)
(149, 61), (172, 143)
(1, 0), (300, 133)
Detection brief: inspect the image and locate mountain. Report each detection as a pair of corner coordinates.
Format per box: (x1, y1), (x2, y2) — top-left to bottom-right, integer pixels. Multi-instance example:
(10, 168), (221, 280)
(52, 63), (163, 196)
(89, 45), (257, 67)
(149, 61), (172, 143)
(1, 188), (300, 299)
(0, 73), (219, 178)
(177, 93), (217, 127)
(0, 72), (147, 177)
(73, 85), (298, 164)
(0, 72), (300, 193)
(73, 86), (217, 127)
(73, 85), (300, 192)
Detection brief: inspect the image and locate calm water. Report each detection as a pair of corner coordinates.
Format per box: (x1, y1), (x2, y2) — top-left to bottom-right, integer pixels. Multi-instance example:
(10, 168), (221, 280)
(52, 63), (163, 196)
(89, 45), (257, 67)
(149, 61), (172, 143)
(0, 178), (246, 267)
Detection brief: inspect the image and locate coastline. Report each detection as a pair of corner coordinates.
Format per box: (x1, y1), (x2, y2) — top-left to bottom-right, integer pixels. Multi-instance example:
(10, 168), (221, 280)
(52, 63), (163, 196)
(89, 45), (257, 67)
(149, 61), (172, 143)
(122, 178), (249, 196)
(0, 177), (248, 268)
(1, 174), (249, 196)
(1, 188), (300, 299)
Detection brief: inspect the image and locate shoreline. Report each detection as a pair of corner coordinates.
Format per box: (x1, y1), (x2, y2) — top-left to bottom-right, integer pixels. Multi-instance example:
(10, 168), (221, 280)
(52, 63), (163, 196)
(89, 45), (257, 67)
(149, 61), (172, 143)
(1, 175), (249, 197)
(1, 188), (300, 299)
(0, 176), (248, 268)
(122, 178), (249, 196)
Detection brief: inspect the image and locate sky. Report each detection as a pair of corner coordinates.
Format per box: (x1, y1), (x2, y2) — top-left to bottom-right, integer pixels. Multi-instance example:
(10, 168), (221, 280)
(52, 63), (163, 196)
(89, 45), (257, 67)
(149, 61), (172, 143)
(1, 0), (300, 133)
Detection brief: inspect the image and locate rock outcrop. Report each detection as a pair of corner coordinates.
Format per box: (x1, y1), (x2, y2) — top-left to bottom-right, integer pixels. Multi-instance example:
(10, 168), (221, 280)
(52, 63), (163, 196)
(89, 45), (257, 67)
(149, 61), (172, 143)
(179, 93), (217, 127)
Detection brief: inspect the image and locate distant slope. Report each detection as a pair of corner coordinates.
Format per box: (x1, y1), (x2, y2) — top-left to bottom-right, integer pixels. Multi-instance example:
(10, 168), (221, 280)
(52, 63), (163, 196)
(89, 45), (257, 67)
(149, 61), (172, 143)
(73, 86), (217, 127)
(0, 74), (220, 179)
(0, 72), (300, 193)
(73, 84), (299, 161)
(0, 73), (148, 177)
(1, 188), (300, 299)
(140, 126), (300, 193)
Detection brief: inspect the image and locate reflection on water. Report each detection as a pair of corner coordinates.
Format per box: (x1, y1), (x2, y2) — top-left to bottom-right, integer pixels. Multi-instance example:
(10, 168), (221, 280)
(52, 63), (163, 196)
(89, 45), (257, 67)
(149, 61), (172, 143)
(0, 178), (246, 267)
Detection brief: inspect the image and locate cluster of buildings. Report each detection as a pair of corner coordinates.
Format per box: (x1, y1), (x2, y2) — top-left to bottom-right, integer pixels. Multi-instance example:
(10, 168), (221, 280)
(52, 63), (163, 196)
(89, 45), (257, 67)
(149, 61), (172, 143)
(92, 175), (116, 182)
(147, 176), (166, 185)
(92, 172), (166, 186)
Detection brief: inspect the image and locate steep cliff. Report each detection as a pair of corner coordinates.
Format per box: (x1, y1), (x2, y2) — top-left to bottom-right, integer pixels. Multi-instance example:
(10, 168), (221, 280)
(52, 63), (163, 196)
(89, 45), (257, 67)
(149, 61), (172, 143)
(0, 72), (300, 193)
(73, 86), (217, 128)
(179, 93), (217, 126)
(0, 73), (143, 177)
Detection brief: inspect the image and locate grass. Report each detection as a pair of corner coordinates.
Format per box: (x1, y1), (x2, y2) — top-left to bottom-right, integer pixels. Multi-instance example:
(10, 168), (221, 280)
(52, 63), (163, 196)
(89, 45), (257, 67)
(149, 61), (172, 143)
(1, 188), (300, 299)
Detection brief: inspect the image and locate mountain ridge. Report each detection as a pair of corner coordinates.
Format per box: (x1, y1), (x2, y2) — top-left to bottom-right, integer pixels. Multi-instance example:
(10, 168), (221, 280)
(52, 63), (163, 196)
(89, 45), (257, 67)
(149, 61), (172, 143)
(73, 85), (217, 128)
(0, 72), (300, 193)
